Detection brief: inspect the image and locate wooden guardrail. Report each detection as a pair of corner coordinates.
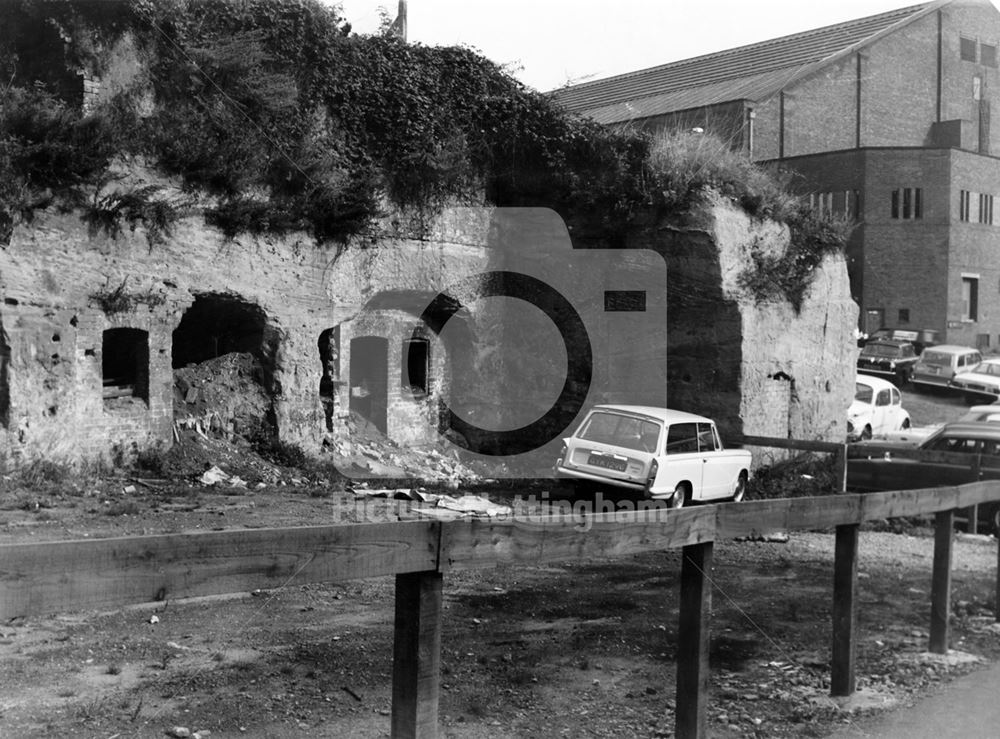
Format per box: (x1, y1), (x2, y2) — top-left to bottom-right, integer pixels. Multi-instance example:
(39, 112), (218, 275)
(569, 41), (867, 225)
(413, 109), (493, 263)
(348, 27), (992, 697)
(3, 472), (1000, 738)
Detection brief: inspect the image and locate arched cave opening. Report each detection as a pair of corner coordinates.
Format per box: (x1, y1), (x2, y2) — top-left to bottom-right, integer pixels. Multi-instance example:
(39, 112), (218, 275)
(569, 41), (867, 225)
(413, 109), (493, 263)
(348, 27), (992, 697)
(172, 294), (280, 440)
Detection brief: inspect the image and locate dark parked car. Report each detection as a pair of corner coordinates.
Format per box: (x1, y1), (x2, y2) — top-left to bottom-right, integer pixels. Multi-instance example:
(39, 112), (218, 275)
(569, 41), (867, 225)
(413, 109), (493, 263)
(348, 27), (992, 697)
(856, 339), (919, 385)
(860, 327), (939, 355)
(847, 421), (1000, 531)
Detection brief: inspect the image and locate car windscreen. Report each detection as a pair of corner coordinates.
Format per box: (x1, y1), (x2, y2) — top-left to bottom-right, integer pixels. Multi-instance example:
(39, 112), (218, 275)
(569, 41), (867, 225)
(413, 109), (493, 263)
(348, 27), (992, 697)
(577, 412), (661, 452)
(860, 343), (900, 358)
(919, 351), (953, 366)
(855, 383), (874, 403)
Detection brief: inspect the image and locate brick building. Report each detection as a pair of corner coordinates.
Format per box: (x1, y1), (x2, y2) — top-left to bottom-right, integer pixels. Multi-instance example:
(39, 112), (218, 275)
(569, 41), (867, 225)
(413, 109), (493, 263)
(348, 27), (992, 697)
(554, 0), (1000, 349)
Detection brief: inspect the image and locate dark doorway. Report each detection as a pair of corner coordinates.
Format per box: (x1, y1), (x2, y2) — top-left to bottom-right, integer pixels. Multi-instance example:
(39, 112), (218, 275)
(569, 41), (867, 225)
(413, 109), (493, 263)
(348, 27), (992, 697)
(0, 324), (10, 427)
(349, 336), (388, 434)
(172, 294), (271, 369)
(402, 337), (429, 396)
(102, 328), (150, 403)
(318, 327), (340, 431)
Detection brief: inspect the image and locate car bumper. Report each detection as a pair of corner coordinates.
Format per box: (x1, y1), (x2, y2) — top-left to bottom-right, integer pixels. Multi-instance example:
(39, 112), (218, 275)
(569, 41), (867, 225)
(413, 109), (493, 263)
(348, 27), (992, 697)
(553, 466), (647, 492)
(911, 374), (952, 388)
(857, 367), (901, 379)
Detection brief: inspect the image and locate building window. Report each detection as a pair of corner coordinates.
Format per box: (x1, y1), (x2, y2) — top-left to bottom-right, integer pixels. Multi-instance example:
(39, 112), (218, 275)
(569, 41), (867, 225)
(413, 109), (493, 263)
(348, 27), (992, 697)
(978, 333), (991, 350)
(980, 193), (995, 224)
(960, 190), (972, 221)
(401, 338), (429, 395)
(898, 309), (910, 324)
(102, 328), (149, 404)
(810, 190), (860, 219)
(892, 188), (922, 219)
(961, 36), (978, 62)
(983, 43), (998, 67)
(844, 190), (861, 220)
(963, 276), (980, 321)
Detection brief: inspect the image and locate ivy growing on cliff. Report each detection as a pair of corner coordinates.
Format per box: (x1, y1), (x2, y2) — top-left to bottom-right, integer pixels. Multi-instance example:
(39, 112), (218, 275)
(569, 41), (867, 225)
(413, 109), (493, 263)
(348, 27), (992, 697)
(0, 0), (649, 244)
(0, 0), (847, 305)
(738, 210), (853, 312)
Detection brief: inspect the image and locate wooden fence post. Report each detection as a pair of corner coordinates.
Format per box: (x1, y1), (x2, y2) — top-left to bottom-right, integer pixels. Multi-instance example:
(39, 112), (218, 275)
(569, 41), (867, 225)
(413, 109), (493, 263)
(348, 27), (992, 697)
(929, 510), (954, 654)
(676, 541), (713, 739)
(968, 455), (982, 533)
(831, 523), (859, 696)
(837, 443), (848, 494)
(996, 532), (1000, 623)
(392, 570), (443, 739)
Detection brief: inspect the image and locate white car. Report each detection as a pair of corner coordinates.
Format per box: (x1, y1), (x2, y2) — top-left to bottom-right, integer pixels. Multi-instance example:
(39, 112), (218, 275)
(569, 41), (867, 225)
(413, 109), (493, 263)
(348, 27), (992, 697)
(949, 357), (1000, 404)
(848, 375), (910, 442)
(879, 403), (1000, 445)
(554, 405), (751, 507)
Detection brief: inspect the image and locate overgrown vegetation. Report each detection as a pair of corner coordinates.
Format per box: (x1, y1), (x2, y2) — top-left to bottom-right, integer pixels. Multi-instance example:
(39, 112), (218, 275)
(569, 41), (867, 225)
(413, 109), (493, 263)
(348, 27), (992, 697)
(744, 454), (840, 500)
(645, 131), (852, 310)
(89, 277), (165, 313)
(646, 130), (799, 221)
(0, 0), (846, 296)
(739, 211), (853, 311)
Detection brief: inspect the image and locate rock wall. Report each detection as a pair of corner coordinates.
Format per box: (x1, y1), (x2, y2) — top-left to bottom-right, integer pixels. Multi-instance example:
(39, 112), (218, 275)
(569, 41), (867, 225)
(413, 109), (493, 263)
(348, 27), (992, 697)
(0, 196), (857, 470)
(649, 193), (859, 457)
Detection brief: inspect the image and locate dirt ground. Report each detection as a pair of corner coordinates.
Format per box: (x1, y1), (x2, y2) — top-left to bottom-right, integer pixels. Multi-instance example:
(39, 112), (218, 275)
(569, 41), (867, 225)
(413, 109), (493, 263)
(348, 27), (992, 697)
(2, 383), (998, 738)
(3, 463), (1000, 739)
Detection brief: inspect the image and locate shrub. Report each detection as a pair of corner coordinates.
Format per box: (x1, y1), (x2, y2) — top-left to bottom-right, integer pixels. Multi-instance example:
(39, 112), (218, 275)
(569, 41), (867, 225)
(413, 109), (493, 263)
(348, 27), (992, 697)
(739, 208), (853, 311)
(646, 130), (799, 219)
(745, 454), (840, 500)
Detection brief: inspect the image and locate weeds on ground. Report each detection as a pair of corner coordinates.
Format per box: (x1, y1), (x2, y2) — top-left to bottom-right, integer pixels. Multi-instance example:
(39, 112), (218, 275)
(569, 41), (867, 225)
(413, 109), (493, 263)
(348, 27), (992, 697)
(745, 454), (840, 500)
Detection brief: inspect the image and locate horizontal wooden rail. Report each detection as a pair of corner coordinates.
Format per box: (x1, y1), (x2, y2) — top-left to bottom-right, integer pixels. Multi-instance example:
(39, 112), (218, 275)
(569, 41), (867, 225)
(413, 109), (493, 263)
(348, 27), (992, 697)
(0, 521), (439, 620)
(846, 443), (984, 463)
(3, 482), (999, 621)
(735, 434), (844, 454)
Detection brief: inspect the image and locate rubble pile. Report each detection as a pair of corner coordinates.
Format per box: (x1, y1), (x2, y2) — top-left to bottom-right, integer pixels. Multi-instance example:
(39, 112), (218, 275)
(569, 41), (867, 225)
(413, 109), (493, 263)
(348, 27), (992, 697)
(168, 354), (486, 486)
(326, 412), (483, 485)
(173, 352), (272, 440)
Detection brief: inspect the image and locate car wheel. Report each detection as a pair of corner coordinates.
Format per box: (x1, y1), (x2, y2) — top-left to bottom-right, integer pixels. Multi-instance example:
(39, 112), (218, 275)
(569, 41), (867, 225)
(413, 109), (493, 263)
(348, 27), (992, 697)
(732, 472), (747, 503)
(670, 483), (687, 509)
(861, 425), (872, 441)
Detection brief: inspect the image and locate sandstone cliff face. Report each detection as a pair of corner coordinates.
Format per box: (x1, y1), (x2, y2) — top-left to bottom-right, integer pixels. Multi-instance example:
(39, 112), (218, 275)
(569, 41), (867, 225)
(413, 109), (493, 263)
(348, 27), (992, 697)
(0, 198), (857, 469)
(658, 194), (859, 456)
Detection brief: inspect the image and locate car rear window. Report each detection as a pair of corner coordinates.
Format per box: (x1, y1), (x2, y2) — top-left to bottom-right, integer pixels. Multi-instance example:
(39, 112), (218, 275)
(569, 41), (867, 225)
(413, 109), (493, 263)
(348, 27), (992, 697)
(855, 383), (874, 403)
(861, 343), (900, 358)
(920, 351), (953, 366)
(577, 412), (661, 452)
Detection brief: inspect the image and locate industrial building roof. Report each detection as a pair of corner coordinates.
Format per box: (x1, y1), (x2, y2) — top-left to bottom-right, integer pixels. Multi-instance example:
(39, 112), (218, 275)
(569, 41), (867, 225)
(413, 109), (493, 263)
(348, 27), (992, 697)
(551, 2), (940, 123)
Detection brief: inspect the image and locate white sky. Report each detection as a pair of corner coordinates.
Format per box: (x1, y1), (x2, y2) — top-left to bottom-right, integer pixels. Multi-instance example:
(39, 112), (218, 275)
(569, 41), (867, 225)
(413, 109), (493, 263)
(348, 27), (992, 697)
(331, 1), (1000, 92)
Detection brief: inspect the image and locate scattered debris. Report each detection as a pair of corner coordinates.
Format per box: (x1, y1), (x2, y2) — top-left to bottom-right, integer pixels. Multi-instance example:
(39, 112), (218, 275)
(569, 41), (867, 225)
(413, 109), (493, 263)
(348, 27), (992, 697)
(341, 686), (363, 702)
(198, 466), (247, 488)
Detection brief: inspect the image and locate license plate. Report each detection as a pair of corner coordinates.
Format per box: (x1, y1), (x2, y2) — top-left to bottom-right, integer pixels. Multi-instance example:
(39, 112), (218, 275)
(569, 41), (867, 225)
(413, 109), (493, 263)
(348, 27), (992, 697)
(587, 453), (628, 472)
